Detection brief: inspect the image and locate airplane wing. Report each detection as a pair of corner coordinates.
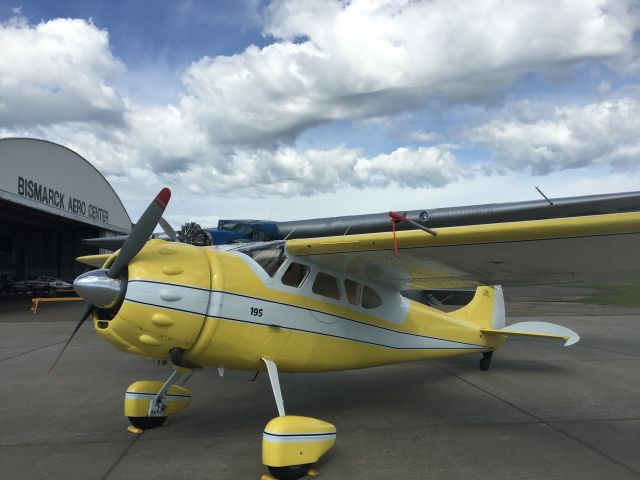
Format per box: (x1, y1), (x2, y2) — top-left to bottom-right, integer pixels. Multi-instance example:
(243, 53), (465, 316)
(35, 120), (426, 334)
(76, 254), (112, 268)
(285, 211), (640, 290)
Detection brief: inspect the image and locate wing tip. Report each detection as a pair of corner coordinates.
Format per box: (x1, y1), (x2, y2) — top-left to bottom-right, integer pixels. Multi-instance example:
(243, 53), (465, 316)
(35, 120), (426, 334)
(563, 333), (581, 347)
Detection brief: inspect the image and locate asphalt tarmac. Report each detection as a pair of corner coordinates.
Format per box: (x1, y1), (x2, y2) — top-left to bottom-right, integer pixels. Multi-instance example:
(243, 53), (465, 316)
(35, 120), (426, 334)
(1, 290), (639, 480)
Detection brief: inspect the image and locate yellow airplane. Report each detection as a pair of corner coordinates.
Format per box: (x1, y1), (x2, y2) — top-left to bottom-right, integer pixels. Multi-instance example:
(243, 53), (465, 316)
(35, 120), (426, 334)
(58, 188), (640, 480)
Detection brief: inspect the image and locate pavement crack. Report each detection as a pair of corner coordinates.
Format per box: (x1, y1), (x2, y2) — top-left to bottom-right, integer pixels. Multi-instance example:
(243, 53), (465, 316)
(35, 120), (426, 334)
(549, 424), (640, 477)
(435, 363), (541, 423)
(436, 363), (640, 477)
(102, 433), (142, 480)
(0, 331), (94, 363)
(549, 416), (640, 424)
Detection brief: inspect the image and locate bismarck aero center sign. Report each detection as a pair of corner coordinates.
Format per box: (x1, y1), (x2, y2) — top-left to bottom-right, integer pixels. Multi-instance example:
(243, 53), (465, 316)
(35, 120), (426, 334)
(0, 138), (131, 234)
(17, 176), (110, 223)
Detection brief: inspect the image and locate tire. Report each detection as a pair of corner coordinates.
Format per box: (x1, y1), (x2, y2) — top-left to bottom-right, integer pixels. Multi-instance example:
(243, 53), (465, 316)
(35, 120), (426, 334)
(128, 416), (166, 430)
(267, 464), (312, 480)
(479, 357), (491, 371)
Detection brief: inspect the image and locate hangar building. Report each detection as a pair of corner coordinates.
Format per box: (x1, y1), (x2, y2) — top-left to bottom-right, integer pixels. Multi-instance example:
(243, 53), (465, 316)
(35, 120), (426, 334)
(0, 138), (131, 286)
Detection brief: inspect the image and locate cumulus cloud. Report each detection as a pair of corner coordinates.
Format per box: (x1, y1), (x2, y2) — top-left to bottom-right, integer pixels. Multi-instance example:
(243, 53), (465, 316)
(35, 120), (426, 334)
(163, 144), (467, 197)
(0, 17), (124, 126)
(1, 1), (639, 201)
(470, 97), (640, 174)
(354, 146), (466, 189)
(175, 0), (637, 144)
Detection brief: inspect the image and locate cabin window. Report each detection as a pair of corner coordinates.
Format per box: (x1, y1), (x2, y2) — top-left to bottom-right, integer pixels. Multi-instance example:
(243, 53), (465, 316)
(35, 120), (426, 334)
(362, 285), (382, 309)
(281, 262), (310, 288)
(312, 272), (341, 300)
(244, 244), (285, 277)
(344, 279), (361, 305)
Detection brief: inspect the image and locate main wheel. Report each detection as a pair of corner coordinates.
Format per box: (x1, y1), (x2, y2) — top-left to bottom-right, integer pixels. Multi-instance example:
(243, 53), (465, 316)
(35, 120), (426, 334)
(479, 357), (491, 371)
(128, 416), (166, 430)
(267, 464), (312, 480)
(479, 351), (493, 371)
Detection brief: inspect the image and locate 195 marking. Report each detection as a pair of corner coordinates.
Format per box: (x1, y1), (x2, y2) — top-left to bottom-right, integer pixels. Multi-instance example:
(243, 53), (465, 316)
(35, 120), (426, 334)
(250, 307), (263, 317)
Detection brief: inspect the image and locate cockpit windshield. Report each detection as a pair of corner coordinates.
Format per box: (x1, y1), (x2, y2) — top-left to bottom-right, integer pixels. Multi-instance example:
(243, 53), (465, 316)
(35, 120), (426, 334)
(238, 242), (286, 277)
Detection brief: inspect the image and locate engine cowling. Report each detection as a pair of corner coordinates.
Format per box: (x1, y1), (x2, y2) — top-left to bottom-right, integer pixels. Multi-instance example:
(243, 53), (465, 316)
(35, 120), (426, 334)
(93, 239), (211, 360)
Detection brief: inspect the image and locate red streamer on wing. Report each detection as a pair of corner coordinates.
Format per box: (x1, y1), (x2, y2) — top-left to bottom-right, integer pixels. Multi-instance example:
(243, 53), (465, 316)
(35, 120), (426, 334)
(388, 211), (407, 257)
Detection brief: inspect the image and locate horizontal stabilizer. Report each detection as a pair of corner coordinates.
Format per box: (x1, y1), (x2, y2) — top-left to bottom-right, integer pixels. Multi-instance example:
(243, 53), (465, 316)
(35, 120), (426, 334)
(481, 321), (580, 347)
(76, 254), (112, 268)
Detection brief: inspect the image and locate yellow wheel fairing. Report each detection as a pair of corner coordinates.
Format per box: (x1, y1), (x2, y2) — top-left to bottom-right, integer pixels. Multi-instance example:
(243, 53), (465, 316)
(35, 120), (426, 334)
(124, 380), (191, 417)
(262, 416), (336, 468)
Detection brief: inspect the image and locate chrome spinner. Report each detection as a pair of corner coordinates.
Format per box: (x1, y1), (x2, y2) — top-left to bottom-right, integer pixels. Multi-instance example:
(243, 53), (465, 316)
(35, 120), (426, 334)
(74, 269), (126, 309)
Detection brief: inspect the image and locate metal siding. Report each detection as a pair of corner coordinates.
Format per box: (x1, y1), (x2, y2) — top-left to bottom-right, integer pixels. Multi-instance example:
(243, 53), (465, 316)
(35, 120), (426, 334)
(0, 138), (131, 233)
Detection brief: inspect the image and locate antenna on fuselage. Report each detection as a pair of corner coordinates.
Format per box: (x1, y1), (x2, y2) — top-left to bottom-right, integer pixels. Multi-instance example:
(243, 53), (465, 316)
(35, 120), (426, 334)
(283, 228), (297, 241)
(535, 186), (554, 206)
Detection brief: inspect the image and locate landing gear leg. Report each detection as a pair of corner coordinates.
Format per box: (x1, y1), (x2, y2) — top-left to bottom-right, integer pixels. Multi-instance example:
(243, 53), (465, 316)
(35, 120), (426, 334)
(148, 370), (182, 417)
(261, 358), (285, 417)
(479, 351), (493, 371)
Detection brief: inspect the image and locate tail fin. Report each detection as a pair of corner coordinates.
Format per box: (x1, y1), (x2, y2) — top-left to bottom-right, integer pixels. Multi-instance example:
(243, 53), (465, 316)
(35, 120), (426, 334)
(450, 285), (505, 330)
(451, 285), (580, 347)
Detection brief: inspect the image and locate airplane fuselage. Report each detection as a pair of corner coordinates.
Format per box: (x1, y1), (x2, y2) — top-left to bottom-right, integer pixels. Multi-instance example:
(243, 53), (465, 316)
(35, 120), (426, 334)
(94, 240), (502, 372)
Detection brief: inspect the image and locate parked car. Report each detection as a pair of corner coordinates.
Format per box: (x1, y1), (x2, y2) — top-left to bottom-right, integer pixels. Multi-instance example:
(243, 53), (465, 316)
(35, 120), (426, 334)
(11, 275), (73, 296)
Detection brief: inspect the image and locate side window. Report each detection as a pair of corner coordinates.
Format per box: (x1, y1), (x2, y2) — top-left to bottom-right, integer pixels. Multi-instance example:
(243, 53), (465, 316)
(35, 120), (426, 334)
(312, 272), (341, 300)
(362, 285), (382, 309)
(281, 262), (310, 288)
(344, 279), (361, 305)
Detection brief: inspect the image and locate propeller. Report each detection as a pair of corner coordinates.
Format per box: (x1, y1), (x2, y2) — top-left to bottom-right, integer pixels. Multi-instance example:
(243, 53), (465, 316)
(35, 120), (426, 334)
(48, 303), (96, 373)
(49, 187), (172, 374)
(159, 216), (178, 242)
(107, 188), (171, 278)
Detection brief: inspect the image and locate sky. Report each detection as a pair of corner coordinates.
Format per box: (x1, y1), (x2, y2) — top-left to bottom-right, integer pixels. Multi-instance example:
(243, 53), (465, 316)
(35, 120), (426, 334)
(0, 0), (639, 228)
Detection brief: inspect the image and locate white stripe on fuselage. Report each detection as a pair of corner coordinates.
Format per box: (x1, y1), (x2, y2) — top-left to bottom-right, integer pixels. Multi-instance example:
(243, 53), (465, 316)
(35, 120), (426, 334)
(125, 280), (485, 350)
(125, 280), (210, 315)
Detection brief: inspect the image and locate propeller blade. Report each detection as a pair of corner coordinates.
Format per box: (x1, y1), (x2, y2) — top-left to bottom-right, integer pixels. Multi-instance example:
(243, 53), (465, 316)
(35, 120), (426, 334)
(159, 217), (178, 242)
(107, 187), (171, 279)
(48, 303), (96, 374)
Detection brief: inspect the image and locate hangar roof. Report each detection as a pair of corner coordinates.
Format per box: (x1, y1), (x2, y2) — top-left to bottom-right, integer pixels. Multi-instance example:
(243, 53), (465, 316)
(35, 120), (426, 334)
(0, 138), (131, 234)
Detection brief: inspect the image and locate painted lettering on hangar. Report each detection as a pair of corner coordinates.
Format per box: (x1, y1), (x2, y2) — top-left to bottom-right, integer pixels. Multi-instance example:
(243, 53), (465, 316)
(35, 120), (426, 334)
(17, 176), (110, 224)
